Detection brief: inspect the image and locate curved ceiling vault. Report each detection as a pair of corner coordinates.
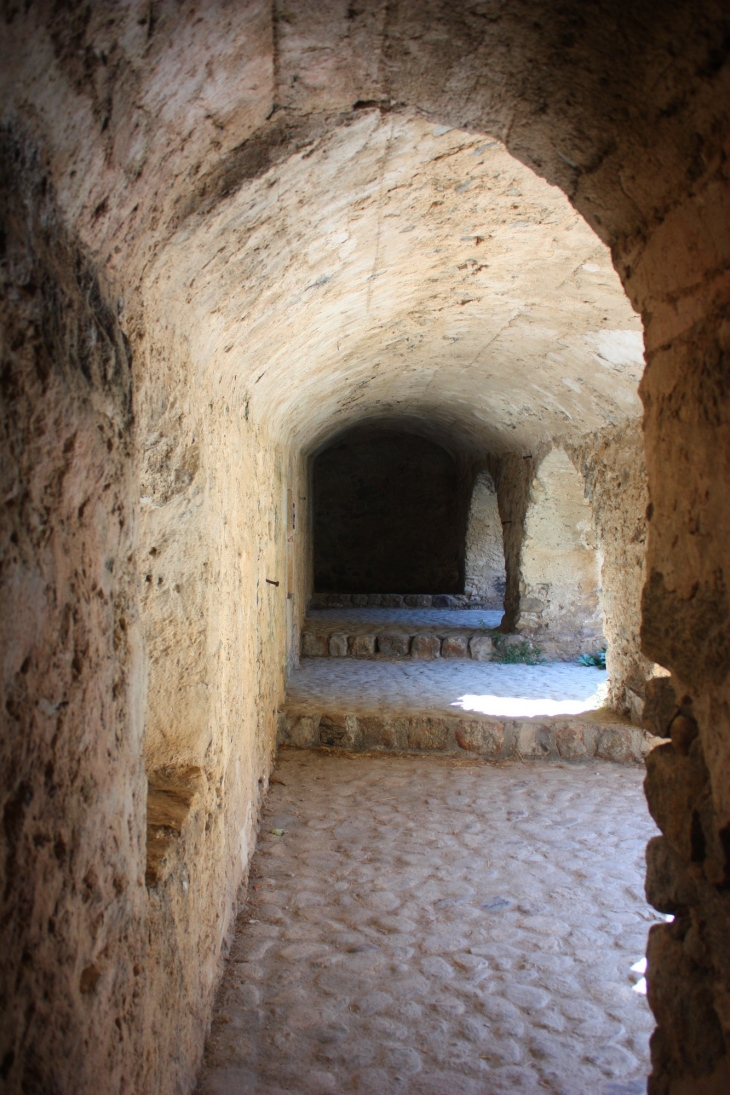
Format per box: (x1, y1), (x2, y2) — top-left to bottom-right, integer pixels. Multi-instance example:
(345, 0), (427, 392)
(145, 110), (644, 456)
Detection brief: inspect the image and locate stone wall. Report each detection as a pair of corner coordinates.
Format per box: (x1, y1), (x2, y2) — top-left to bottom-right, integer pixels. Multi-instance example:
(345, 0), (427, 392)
(134, 313), (309, 1093)
(0, 129), (147, 1092)
(464, 470), (506, 608)
(634, 162), (730, 1093)
(313, 427), (469, 594)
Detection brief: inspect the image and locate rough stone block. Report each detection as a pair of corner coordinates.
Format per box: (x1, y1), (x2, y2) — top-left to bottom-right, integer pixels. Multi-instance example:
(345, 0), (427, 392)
(349, 633), (376, 657)
(469, 635), (493, 661)
(287, 715), (319, 748)
(351, 594), (369, 607)
(367, 594), (383, 606)
(455, 720), (504, 755)
(359, 717), (408, 750)
(381, 594), (404, 607)
(328, 633), (349, 657)
(516, 721), (554, 757)
(411, 633), (441, 659)
(377, 632), (411, 657)
(301, 632), (328, 657)
(554, 722), (598, 759)
(596, 726), (637, 764)
(441, 635), (469, 658)
(404, 594), (432, 607)
(319, 714), (360, 749)
(407, 718), (451, 751)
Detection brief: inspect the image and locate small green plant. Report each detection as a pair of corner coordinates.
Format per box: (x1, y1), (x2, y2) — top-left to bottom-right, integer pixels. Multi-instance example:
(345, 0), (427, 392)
(578, 650), (606, 669)
(492, 637), (543, 665)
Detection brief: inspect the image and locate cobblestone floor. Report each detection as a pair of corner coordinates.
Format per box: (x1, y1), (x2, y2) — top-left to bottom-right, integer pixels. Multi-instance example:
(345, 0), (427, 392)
(196, 751), (660, 1095)
(287, 659), (609, 718)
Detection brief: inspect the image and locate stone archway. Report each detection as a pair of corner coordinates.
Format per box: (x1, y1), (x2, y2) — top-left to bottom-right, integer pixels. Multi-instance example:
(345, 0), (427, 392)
(1, 4), (728, 1094)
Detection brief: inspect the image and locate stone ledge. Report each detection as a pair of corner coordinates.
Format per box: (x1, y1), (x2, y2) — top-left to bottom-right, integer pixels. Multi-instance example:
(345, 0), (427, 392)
(146, 766), (206, 887)
(278, 708), (663, 764)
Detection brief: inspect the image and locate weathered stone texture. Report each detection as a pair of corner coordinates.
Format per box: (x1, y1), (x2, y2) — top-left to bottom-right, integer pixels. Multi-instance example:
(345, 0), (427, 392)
(517, 448), (604, 642)
(279, 706), (650, 765)
(348, 633), (376, 657)
(377, 632), (411, 658)
(0, 133), (145, 1094)
(411, 633), (442, 659)
(328, 633), (349, 657)
(570, 421), (658, 720)
(441, 635), (469, 659)
(469, 635), (494, 662)
(1, 3), (729, 1094)
(454, 721), (505, 755)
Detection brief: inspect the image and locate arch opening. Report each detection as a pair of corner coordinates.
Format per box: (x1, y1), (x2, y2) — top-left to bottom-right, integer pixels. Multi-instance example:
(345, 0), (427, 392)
(312, 425), (470, 597)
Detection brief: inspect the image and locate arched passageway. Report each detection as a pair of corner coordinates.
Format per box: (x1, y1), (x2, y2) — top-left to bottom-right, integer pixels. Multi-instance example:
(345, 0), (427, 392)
(313, 426), (469, 596)
(1, 4), (729, 1095)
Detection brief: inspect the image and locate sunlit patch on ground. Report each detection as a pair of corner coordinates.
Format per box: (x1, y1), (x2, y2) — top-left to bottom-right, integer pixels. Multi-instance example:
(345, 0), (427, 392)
(452, 678), (609, 718)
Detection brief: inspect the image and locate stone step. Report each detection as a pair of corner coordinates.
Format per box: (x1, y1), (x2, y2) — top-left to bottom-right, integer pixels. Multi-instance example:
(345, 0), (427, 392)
(278, 706), (657, 764)
(301, 628), (597, 662)
(280, 660), (658, 764)
(302, 629), (499, 660)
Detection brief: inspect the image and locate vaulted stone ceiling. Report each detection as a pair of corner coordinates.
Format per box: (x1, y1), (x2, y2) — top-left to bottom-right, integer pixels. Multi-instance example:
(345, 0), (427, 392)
(145, 111), (643, 455)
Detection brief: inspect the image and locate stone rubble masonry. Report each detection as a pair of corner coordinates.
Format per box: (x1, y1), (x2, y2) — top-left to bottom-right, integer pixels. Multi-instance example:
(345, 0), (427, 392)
(279, 707), (658, 764)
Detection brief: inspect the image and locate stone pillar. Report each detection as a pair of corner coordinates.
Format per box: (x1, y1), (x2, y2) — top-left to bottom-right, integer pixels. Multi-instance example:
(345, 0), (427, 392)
(464, 470), (506, 608)
(515, 448), (604, 648)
